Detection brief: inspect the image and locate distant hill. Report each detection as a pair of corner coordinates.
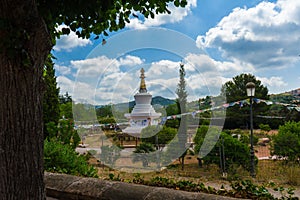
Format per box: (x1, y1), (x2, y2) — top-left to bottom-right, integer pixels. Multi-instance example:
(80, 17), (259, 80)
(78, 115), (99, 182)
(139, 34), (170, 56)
(152, 96), (176, 106)
(98, 96), (176, 112)
(270, 88), (300, 104)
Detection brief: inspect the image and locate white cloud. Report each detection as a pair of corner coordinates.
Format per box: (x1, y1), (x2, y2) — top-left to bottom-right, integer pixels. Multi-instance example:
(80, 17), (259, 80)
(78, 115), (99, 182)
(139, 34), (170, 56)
(57, 55), (145, 104)
(119, 55), (144, 66)
(57, 76), (75, 96)
(258, 76), (288, 88)
(127, 0), (197, 29)
(57, 51), (260, 104)
(55, 64), (72, 75)
(197, 0), (300, 69)
(53, 25), (92, 51)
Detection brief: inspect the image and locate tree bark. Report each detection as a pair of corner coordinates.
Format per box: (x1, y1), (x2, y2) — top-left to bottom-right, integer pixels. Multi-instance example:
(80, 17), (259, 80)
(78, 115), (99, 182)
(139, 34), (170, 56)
(0, 0), (51, 199)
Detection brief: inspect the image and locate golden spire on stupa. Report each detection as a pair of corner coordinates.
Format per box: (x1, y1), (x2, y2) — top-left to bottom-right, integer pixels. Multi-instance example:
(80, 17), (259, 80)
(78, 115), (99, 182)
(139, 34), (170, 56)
(139, 68), (147, 93)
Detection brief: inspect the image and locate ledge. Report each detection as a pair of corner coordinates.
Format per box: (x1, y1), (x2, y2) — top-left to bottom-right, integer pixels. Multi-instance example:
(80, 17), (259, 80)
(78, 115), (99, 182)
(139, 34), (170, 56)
(45, 172), (247, 200)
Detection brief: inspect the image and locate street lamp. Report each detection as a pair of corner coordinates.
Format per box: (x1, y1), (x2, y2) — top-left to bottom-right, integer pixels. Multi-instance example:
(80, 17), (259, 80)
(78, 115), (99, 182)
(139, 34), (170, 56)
(246, 82), (255, 178)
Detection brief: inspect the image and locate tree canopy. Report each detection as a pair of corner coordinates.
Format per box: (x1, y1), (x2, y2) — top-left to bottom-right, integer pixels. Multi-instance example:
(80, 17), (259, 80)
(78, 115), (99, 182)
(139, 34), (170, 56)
(221, 73), (269, 103)
(38, 0), (188, 42)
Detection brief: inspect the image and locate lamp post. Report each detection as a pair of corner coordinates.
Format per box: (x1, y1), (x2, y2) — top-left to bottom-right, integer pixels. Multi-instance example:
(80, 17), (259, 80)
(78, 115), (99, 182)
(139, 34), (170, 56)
(246, 82), (255, 178)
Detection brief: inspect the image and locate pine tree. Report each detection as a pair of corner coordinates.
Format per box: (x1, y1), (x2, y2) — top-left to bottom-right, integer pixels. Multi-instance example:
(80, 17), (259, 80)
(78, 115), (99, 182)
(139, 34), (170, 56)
(176, 63), (188, 170)
(43, 55), (60, 139)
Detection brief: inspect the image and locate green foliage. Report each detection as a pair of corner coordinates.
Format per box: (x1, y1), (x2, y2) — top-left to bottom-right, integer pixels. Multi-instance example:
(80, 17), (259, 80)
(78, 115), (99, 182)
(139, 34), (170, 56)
(37, 0), (188, 43)
(273, 185), (298, 199)
(96, 105), (113, 118)
(47, 119), (80, 149)
(220, 73), (275, 129)
(60, 102), (73, 119)
(221, 73), (269, 103)
(271, 121), (300, 162)
(59, 92), (72, 104)
(166, 103), (179, 115)
(141, 125), (176, 146)
(43, 55), (60, 139)
(59, 92), (73, 119)
(44, 139), (98, 177)
(98, 117), (116, 125)
(259, 124), (271, 132)
(230, 180), (275, 199)
(194, 129), (255, 172)
(103, 174), (299, 199)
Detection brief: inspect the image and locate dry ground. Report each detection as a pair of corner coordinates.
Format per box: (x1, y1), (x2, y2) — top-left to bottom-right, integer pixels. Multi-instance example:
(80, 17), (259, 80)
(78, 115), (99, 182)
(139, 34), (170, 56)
(83, 131), (300, 198)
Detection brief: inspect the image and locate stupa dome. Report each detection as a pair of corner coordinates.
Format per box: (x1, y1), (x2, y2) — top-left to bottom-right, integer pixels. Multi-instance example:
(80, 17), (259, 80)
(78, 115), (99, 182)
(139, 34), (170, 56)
(123, 68), (161, 136)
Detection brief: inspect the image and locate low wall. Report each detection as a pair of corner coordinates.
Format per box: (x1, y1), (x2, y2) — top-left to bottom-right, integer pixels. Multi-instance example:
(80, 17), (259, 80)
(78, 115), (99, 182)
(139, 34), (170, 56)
(45, 172), (246, 200)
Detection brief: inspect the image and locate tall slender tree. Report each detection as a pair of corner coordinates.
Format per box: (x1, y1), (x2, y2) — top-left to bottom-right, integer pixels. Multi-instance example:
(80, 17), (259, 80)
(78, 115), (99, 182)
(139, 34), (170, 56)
(176, 62), (188, 170)
(0, 0), (187, 198)
(43, 55), (60, 139)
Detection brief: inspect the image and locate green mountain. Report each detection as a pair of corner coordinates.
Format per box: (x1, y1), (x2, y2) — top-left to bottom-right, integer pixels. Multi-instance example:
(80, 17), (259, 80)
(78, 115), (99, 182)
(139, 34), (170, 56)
(111, 96), (175, 111)
(270, 88), (300, 104)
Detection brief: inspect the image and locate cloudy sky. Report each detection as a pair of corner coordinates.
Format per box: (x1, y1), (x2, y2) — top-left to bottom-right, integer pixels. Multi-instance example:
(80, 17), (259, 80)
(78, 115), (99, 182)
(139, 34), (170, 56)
(53, 0), (300, 105)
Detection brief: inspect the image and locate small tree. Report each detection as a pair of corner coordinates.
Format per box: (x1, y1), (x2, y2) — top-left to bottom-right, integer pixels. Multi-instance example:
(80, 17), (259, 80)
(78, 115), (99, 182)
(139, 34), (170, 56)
(271, 121), (300, 163)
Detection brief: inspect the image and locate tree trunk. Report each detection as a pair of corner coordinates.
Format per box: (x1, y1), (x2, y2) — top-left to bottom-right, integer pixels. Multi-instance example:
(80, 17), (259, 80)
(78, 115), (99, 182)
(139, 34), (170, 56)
(0, 0), (51, 199)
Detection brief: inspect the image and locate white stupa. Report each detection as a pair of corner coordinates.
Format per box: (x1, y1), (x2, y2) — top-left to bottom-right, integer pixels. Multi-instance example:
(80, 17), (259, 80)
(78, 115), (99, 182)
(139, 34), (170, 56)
(123, 68), (161, 137)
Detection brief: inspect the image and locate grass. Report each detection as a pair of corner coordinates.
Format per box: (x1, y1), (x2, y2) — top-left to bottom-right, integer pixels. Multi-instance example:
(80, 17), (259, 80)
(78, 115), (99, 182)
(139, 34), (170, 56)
(257, 160), (300, 187)
(89, 155), (299, 189)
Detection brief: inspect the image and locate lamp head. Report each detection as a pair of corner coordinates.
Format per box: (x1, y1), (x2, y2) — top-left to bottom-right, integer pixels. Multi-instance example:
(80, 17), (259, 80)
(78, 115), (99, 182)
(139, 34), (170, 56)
(246, 82), (255, 97)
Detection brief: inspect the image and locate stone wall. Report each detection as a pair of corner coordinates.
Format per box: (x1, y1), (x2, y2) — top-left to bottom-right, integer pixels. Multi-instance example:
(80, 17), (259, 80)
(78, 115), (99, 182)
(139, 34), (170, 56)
(45, 172), (247, 200)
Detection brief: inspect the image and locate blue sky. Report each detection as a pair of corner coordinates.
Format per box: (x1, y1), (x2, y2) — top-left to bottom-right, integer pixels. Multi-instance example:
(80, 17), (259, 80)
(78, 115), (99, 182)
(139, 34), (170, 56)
(53, 0), (300, 105)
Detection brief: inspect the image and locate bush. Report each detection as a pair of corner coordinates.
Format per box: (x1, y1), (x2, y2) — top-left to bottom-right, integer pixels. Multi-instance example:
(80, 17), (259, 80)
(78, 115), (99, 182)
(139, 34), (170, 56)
(271, 121), (300, 162)
(259, 124), (271, 132)
(44, 139), (98, 177)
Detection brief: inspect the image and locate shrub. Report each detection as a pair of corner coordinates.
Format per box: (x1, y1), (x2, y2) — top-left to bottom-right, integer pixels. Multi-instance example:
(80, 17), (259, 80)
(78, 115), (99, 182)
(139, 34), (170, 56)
(44, 139), (98, 177)
(259, 124), (271, 132)
(271, 121), (300, 162)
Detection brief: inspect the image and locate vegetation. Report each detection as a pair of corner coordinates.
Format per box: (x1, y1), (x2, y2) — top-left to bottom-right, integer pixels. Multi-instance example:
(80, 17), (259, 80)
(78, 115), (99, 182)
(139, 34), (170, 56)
(259, 124), (271, 132)
(221, 73), (269, 103)
(194, 127), (256, 173)
(43, 72), (98, 178)
(105, 172), (298, 199)
(59, 92), (73, 119)
(44, 139), (98, 177)
(141, 125), (177, 148)
(43, 55), (60, 139)
(271, 121), (300, 163)
(176, 63), (188, 170)
(0, 0), (187, 197)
